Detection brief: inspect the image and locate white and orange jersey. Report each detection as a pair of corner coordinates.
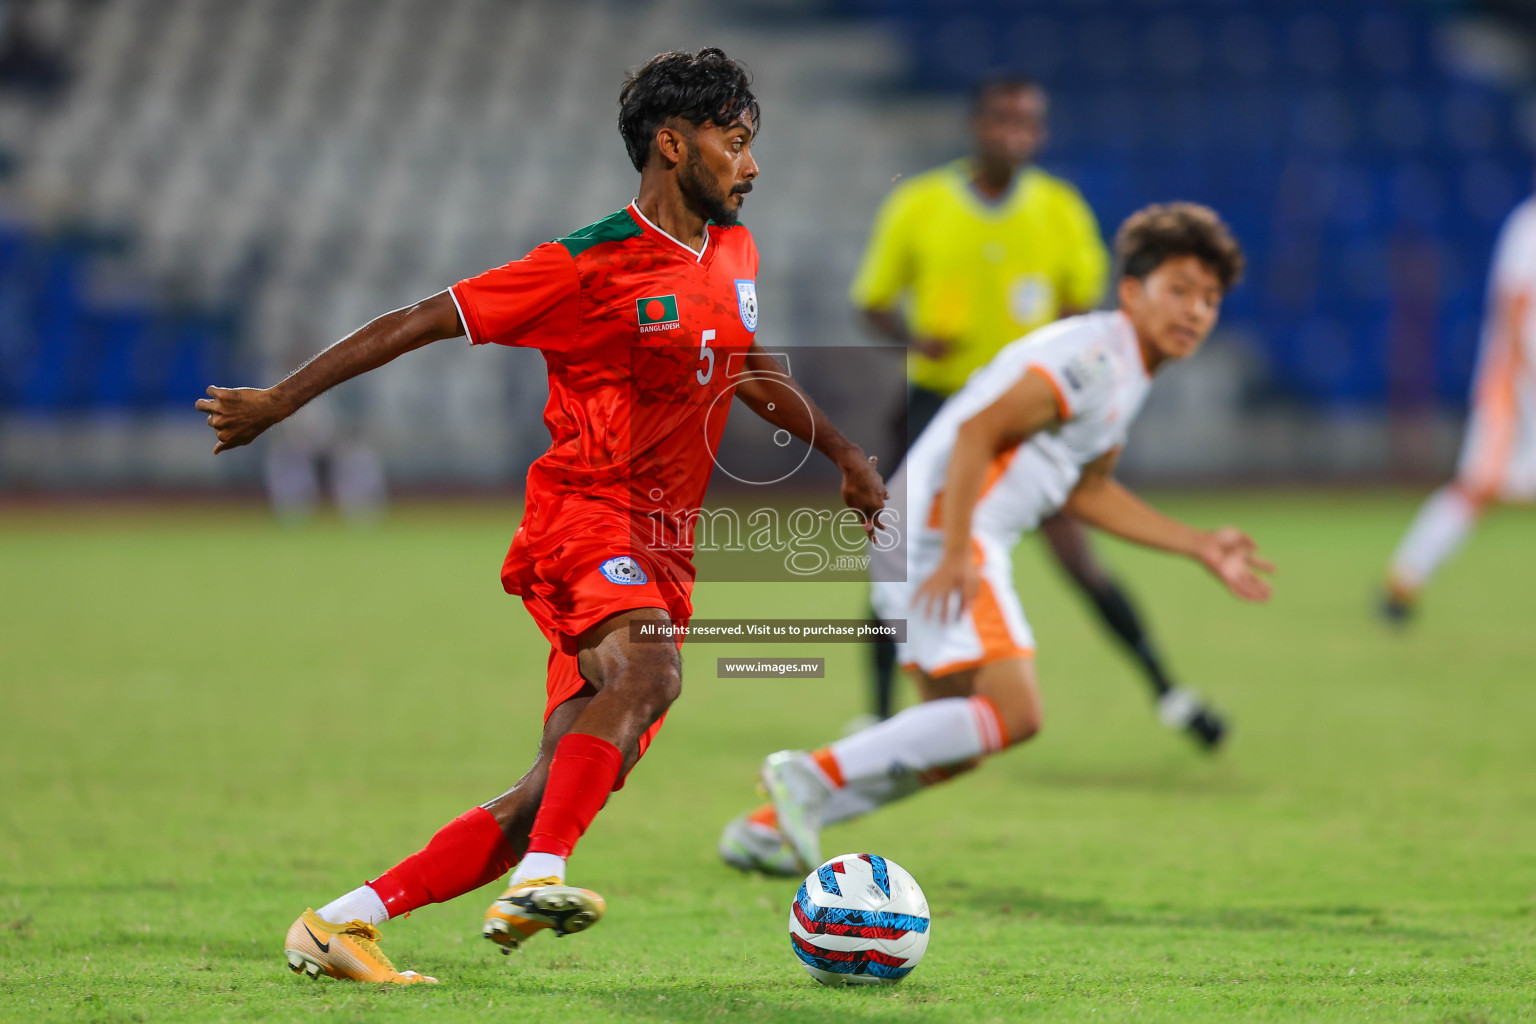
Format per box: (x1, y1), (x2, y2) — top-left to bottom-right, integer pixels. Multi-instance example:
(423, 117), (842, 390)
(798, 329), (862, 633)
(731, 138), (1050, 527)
(870, 311), (1152, 676)
(1457, 195), (1536, 500)
(900, 309), (1151, 548)
(1485, 197), (1536, 352)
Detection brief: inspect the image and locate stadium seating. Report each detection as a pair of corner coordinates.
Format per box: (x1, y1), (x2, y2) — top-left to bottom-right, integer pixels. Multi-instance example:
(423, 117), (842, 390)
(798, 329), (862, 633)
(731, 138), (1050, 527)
(0, 0), (1530, 485)
(830, 0), (1532, 411)
(0, 0), (909, 483)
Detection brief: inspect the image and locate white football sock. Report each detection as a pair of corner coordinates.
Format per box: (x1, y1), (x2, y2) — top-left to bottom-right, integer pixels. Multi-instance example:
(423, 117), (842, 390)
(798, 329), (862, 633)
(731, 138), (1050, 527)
(317, 884), (390, 926)
(807, 696), (1006, 827)
(817, 746), (986, 826)
(828, 696), (1005, 780)
(746, 697), (1008, 836)
(509, 852), (566, 886)
(1390, 486), (1478, 591)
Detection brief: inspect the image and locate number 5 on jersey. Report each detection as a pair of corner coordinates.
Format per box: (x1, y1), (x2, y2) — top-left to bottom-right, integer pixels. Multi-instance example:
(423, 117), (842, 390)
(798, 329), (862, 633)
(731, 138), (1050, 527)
(697, 329), (715, 385)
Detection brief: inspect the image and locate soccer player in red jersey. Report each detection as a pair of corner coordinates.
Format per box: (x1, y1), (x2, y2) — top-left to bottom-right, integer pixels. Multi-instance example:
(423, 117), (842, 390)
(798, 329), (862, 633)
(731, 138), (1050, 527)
(196, 49), (886, 984)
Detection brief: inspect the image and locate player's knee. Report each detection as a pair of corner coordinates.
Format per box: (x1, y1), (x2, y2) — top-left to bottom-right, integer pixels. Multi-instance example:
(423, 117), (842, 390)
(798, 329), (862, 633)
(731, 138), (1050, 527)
(651, 657), (683, 709)
(1450, 480), (1493, 514)
(617, 649), (682, 715)
(991, 698), (1040, 746)
(973, 672), (1042, 747)
(1005, 707), (1041, 745)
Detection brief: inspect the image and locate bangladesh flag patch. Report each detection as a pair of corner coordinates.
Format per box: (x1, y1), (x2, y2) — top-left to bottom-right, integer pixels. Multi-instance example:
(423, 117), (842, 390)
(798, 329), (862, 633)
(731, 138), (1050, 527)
(636, 294), (681, 333)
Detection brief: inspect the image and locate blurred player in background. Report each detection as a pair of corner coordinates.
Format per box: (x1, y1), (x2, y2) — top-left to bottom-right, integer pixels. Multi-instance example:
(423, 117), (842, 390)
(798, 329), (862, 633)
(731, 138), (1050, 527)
(198, 48), (885, 984)
(262, 339), (386, 524)
(724, 204), (1271, 876)
(1383, 184), (1536, 622)
(852, 75), (1226, 748)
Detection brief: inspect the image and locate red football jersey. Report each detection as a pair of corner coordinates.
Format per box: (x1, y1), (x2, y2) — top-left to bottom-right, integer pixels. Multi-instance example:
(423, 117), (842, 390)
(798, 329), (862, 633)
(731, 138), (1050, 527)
(451, 202), (760, 597)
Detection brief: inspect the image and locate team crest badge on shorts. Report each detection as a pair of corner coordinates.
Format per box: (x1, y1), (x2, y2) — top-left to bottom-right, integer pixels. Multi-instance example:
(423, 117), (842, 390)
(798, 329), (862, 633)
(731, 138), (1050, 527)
(735, 279), (758, 333)
(600, 556), (648, 585)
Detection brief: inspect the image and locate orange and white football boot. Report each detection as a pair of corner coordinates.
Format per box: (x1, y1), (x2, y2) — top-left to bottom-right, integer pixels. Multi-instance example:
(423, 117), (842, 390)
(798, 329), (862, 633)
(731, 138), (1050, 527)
(283, 909), (437, 984)
(482, 877), (606, 953)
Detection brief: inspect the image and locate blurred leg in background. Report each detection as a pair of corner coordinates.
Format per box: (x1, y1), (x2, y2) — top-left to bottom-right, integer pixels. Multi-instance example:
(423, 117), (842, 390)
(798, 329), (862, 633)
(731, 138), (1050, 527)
(1039, 512), (1227, 751)
(864, 382), (948, 725)
(1384, 216), (1536, 621)
(1384, 484), (1482, 622)
(264, 394), (387, 525)
(1383, 340), (1536, 622)
(332, 439), (387, 525)
(264, 433), (322, 523)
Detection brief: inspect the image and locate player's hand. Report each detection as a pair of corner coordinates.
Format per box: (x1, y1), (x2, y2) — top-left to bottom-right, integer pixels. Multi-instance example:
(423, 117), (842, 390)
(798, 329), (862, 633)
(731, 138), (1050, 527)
(1196, 526), (1275, 602)
(194, 386), (289, 453)
(840, 453), (889, 539)
(914, 554), (979, 623)
(911, 336), (951, 361)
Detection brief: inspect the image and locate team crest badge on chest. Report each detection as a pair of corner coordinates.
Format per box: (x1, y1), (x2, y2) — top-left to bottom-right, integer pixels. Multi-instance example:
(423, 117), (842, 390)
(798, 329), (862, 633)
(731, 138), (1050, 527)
(734, 279), (758, 333)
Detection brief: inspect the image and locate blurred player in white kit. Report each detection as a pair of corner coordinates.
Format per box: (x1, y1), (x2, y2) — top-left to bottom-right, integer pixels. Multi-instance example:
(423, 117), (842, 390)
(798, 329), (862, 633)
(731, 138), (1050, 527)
(1383, 186), (1536, 622)
(721, 203), (1275, 875)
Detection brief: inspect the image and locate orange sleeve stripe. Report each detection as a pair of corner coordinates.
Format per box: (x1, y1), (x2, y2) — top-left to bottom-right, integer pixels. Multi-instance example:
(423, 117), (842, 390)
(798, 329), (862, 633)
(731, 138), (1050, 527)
(1027, 364), (1073, 420)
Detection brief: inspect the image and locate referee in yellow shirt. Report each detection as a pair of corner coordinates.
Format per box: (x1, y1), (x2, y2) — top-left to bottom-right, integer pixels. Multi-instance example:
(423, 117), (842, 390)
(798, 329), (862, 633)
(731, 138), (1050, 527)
(853, 75), (1226, 750)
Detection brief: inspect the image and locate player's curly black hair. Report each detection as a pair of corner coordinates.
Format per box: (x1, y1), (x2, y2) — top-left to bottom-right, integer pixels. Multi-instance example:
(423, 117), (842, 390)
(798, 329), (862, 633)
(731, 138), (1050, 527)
(618, 48), (760, 172)
(1115, 202), (1245, 294)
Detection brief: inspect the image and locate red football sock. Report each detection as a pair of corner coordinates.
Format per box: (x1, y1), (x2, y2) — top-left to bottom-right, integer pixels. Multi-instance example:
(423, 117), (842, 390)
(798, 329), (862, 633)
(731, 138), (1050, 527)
(525, 733), (624, 859)
(367, 806), (518, 919)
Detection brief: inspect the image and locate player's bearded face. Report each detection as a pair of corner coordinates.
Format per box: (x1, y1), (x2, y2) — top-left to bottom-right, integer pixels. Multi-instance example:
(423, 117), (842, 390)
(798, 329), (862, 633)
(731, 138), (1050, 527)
(678, 127), (753, 227)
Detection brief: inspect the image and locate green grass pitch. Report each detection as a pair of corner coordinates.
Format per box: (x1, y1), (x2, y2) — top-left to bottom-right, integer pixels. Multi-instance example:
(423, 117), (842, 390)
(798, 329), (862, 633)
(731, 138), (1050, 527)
(2, 493), (1534, 1023)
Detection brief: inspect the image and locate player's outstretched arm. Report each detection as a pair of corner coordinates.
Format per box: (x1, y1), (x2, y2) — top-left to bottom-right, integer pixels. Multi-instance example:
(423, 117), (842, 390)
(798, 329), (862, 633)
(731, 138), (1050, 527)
(730, 342), (888, 530)
(195, 292), (464, 453)
(1064, 452), (1274, 602)
(913, 369), (1063, 622)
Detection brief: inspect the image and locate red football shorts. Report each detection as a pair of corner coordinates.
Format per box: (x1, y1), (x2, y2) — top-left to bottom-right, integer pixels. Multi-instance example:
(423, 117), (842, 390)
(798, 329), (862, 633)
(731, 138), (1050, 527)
(506, 528), (693, 792)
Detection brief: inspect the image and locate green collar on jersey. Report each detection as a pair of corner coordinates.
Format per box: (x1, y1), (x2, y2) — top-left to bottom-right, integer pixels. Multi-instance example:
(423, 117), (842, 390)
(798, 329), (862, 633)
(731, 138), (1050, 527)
(556, 208), (645, 258)
(555, 207), (742, 259)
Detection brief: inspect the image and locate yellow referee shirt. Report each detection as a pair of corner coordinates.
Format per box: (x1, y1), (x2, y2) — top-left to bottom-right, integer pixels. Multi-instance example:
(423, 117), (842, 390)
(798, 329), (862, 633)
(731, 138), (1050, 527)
(850, 160), (1109, 395)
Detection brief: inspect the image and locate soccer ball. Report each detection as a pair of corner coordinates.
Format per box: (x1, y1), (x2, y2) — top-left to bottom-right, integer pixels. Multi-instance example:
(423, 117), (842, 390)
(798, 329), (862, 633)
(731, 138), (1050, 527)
(788, 853), (930, 985)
